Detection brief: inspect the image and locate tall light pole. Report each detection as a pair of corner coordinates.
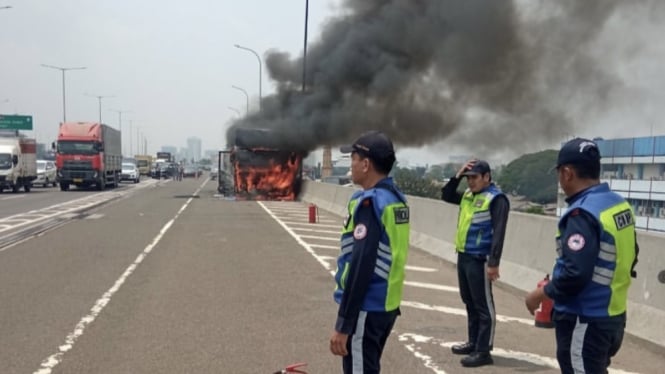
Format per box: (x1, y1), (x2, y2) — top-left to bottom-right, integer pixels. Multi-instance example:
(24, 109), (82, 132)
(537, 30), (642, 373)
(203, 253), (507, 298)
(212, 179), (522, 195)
(234, 44), (262, 110)
(109, 109), (130, 155)
(85, 93), (114, 124)
(41, 64), (86, 123)
(303, 0), (309, 93)
(231, 85), (249, 115)
(227, 106), (241, 117)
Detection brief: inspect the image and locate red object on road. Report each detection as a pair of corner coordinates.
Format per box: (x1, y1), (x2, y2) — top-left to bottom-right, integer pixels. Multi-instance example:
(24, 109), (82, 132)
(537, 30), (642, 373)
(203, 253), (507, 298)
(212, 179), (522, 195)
(308, 204), (318, 223)
(535, 274), (555, 328)
(273, 362), (307, 374)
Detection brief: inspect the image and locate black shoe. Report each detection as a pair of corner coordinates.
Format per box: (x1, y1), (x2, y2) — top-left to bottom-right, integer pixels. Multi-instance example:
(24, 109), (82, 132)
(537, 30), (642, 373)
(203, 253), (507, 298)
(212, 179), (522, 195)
(451, 342), (475, 355)
(461, 352), (493, 367)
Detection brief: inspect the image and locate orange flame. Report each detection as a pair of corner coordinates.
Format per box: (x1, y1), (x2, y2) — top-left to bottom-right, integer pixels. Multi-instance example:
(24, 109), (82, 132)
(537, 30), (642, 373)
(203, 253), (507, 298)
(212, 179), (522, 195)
(233, 151), (302, 201)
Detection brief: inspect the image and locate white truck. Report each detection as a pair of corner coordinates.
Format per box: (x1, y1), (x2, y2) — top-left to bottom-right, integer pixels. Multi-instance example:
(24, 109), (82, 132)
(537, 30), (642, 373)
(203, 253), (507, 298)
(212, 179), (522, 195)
(0, 134), (38, 193)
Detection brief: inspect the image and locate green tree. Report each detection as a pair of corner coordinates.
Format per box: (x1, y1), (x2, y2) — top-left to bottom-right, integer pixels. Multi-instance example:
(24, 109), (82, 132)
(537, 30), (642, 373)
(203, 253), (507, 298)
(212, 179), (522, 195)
(496, 150), (558, 204)
(393, 167), (441, 199)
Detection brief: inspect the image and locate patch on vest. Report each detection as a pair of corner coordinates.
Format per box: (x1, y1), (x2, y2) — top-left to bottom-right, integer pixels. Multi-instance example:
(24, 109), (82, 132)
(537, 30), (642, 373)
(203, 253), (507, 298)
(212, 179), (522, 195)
(567, 233), (585, 251)
(474, 199), (485, 208)
(613, 209), (634, 230)
(353, 223), (368, 240)
(394, 207), (410, 224)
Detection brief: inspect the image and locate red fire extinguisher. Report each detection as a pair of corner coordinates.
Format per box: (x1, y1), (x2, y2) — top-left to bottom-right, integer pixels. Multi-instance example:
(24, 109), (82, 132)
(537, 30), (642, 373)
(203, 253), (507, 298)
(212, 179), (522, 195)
(308, 204), (318, 223)
(534, 274), (555, 328)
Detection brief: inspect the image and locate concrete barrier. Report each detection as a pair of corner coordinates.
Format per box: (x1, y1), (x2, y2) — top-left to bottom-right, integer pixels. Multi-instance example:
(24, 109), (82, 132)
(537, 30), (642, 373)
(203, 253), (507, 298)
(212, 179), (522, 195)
(301, 180), (665, 347)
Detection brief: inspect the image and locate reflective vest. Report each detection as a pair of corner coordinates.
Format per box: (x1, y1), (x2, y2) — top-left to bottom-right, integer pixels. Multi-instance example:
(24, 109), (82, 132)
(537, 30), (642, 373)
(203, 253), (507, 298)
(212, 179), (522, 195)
(553, 183), (636, 317)
(454, 184), (503, 255)
(334, 179), (410, 312)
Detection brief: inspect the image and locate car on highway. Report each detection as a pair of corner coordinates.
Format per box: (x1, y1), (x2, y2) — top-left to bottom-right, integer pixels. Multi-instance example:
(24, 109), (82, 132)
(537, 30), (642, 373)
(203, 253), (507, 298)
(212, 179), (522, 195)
(183, 165), (200, 178)
(35, 160), (58, 188)
(209, 167), (218, 180)
(120, 162), (140, 183)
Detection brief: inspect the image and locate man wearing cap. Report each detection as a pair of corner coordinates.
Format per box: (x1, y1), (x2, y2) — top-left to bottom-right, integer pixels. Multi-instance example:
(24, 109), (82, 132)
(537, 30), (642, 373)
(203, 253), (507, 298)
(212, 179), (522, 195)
(525, 138), (638, 374)
(440, 159), (510, 367)
(330, 131), (410, 374)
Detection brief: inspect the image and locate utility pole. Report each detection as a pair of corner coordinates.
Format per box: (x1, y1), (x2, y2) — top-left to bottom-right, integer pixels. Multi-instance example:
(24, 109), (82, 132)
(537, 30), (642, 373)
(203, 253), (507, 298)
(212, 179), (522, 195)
(41, 64), (86, 123)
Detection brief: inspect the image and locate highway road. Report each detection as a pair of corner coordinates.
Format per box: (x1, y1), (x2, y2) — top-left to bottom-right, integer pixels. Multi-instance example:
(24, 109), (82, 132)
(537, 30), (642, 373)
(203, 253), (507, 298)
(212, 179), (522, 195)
(0, 177), (663, 373)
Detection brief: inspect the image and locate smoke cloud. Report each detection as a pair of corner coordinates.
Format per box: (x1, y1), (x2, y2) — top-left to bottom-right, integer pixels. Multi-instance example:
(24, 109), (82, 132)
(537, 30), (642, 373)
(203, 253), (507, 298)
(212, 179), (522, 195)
(227, 0), (663, 155)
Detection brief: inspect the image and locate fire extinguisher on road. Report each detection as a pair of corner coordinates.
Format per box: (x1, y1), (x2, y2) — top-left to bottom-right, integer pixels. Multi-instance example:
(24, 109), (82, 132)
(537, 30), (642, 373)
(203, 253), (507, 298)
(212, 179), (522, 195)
(308, 203), (318, 223)
(534, 274), (555, 328)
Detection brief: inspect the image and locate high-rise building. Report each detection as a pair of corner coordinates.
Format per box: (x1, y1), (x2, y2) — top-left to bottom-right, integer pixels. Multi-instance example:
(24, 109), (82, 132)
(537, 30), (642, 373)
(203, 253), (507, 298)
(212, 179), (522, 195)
(556, 135), (665, 232)
(187, 137), (202, 162)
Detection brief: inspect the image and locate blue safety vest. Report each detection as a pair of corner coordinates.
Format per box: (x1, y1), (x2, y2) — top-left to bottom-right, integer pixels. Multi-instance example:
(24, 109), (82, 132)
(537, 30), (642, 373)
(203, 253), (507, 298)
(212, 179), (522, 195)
(333, 179), (410, 312)
(553, 183), (636, 317)
(455, 184), (504, 256)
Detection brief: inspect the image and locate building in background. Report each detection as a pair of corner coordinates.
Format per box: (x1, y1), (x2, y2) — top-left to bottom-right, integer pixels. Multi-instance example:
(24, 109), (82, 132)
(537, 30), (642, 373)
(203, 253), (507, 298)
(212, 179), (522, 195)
(557, 135), (665, 232)
(187, 137), (202, 163)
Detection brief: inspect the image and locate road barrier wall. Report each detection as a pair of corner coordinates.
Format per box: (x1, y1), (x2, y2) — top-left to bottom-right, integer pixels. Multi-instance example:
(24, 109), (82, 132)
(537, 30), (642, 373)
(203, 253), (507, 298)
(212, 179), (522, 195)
(301, 181), (665, 347)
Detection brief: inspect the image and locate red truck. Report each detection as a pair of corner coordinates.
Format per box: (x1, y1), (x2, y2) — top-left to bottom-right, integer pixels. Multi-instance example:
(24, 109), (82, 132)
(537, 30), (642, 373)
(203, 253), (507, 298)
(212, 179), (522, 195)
(55, 122), (122, 191)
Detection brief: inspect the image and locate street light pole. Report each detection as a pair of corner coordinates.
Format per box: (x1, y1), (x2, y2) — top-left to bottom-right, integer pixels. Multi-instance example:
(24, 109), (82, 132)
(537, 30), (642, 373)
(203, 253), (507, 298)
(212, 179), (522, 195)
(41, 64), (86, 123)
(303, 0), (309, 93)
(86, 93), (114, 124)
(234, 44), (262, 110)
(231, 85), (249, 115)
(227, 106), (241, 117)
(109, 109), (130, 155)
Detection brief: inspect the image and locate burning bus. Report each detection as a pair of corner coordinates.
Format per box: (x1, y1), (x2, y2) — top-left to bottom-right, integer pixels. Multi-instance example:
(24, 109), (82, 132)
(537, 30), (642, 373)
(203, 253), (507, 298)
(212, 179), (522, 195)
(220, 128), (305, 201)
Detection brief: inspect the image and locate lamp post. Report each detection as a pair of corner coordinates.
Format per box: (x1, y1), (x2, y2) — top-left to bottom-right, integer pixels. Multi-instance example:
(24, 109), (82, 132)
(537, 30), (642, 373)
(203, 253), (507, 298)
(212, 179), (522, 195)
(227, 106), (241, 117)
(303, 0), (309, 93)
(231, 85), (249, 115)
(234, 44), (262, 110)
(86, 93), (114, 125)
(109, 109), (131, 154)
(41, 64), (86, 123)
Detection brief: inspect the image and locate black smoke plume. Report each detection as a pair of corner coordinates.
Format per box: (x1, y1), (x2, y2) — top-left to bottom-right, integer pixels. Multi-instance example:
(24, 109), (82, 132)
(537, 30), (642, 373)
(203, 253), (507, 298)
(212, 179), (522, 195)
(227, 0), (661, 154)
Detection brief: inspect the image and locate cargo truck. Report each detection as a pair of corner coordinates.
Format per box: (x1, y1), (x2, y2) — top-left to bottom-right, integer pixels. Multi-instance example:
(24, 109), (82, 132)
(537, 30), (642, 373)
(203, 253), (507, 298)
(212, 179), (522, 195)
(55, 122), (122, 191)
(0, 132), (37, 193)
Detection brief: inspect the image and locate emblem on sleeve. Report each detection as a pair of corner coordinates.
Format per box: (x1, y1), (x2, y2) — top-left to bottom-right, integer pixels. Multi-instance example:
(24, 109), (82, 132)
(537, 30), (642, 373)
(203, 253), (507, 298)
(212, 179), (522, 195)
(567, 233), (586, 251)
(353, 223), (368, 240)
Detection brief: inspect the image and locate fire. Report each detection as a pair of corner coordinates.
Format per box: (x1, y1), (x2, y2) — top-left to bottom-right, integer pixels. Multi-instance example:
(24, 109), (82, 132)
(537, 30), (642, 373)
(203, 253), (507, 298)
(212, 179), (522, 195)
(233, 150), (302, 201)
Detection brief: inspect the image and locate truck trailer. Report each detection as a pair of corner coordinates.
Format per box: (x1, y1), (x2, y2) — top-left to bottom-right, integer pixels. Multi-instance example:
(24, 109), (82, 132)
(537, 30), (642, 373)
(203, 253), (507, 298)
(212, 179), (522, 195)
(0, 132), (37, 193)
(55, 122), (122, 191)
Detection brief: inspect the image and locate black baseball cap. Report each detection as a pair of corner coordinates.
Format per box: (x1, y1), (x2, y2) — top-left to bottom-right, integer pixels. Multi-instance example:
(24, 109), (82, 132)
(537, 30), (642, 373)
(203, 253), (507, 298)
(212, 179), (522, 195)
(340, 131), (396, 164)
(462, 160), (491, 176)
(554, 137), (601, 170)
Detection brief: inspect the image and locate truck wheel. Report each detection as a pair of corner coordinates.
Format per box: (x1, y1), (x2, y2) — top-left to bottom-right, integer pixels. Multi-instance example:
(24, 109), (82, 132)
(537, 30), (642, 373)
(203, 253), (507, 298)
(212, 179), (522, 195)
(53, 181), (58, 187)
(12, 184), (19, 193)
(24, 184), (31, 192)
(60, 183), (70, 191)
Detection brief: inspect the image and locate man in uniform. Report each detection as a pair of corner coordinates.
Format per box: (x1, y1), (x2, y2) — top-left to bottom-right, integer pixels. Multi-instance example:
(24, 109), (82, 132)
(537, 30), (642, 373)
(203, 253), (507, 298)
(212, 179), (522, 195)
(330, 131), (410, 374)
(526, 138), (638, 374)
(441, 159), (510, 367)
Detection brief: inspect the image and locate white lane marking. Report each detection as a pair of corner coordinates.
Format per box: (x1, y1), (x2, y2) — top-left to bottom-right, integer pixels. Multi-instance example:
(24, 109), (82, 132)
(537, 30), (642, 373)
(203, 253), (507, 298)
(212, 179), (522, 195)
(0, 195), (25, 200)
(402, 300), (534, 325)
(297, 234), (339, 242)
(290, 227), (341, 235)
(257, 201), (332, 273)
(33, 179), (207, 374)
(84, 214), (105, 220)
(404, 281), (458, 293)
(398, 333), (640, 374)
(405, 265), (437, 272)
(279, 221), (341, 229)
(310, 244), (339, 250)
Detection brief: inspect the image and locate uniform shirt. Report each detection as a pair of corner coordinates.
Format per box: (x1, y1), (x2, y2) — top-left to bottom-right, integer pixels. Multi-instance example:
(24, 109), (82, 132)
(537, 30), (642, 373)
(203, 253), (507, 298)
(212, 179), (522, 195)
(335, 199), (383, 334)
(441, 177), (509, 267)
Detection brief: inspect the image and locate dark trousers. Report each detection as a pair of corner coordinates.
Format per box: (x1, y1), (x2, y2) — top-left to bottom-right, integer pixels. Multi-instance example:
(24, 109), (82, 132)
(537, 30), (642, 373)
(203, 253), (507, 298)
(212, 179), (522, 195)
(554, 312), (626, 374)
(343, 310), (399, 374)
(457, 252), (495, 352)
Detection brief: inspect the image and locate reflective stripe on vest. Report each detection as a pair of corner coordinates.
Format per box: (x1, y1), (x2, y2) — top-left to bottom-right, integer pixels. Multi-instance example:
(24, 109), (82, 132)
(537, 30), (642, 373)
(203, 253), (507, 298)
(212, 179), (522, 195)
(333, 181), (410, 312)
(454, 184), (503, 255)
(553, 183), (636, 317)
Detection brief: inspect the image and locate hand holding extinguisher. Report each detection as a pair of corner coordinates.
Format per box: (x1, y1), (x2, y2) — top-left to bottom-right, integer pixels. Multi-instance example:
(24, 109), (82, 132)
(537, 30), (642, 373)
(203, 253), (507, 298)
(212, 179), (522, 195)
(525, 274), (555, 328)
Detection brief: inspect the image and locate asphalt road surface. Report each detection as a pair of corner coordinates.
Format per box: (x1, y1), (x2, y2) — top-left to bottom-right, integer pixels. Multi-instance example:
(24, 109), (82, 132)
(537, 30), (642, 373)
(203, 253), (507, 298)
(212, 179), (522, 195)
(0, 177), (662, 374)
